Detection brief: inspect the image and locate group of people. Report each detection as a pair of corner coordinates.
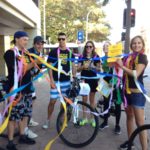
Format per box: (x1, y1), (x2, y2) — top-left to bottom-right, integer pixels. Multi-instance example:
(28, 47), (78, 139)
(1, 30), (148, 150)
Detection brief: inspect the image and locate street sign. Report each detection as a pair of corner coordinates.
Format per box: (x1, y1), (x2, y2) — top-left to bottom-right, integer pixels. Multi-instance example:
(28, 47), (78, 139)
(77, 30), (84, 42)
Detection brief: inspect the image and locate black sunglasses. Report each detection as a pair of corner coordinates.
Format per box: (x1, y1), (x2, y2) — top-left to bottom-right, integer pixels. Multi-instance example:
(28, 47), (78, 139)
(86, 45), (93, 49)
(58, 38), (66, 41)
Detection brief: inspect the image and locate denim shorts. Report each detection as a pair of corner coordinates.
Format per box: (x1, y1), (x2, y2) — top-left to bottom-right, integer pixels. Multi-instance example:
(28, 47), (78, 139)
(125, 93), (146, 108)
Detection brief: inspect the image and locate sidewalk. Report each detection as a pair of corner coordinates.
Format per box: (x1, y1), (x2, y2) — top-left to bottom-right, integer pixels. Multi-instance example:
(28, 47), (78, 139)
(0, 71), (150, 150)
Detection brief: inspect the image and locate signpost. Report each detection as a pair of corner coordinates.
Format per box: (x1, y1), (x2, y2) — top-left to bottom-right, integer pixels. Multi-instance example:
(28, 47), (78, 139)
(77, 30), (84, 42)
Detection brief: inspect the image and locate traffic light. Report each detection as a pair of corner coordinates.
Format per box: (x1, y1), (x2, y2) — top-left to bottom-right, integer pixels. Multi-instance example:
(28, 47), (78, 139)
(123, 8), (136, 29)
(130, 9), (135, 27)
(121, 32), (126, 41)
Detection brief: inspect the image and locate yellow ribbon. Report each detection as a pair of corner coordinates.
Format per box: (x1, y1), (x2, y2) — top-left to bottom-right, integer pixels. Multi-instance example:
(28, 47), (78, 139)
(0, 104), (12, 134)
(28, 53), (69, 75)
(44, 100), (67, 150)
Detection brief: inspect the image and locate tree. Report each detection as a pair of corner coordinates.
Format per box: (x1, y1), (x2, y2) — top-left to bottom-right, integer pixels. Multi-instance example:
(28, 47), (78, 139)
(40, 0), (111, 43)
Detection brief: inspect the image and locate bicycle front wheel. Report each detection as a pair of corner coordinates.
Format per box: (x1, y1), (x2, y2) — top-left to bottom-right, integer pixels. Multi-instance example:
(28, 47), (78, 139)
(56, 101), (99, 148)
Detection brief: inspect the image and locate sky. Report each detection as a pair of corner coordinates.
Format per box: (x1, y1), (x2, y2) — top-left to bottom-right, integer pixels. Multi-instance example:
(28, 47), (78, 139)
(103, 0), (150, 43)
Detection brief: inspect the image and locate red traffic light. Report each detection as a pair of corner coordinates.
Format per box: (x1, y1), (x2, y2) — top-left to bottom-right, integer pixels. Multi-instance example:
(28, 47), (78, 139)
(130, 9), (135, 16)
(123, 8), (136, 29)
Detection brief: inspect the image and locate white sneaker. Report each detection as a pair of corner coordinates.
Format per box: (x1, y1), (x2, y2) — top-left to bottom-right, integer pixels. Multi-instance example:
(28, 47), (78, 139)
(29, 118), (39, 127)
(25, 128), (38, 139)
(42, 120), (50, 129)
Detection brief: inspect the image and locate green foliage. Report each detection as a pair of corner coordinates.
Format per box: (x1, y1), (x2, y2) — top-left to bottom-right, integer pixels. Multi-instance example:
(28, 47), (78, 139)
(40, 0), (111, 43)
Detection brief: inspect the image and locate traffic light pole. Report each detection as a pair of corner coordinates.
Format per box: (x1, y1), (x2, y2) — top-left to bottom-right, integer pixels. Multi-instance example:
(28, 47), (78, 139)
(124, 0), (131, 54)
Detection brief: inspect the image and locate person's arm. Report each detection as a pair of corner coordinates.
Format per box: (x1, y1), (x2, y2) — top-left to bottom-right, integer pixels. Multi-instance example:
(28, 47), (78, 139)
(95, 61), (101, 72)
(116, 59), (146, 78)
(72, 62), (77, 77)
(48, 63), (56, 89)
(26, 59), (41, 71)
(47, 50), (56, 88)
(77, 62), (84, 72)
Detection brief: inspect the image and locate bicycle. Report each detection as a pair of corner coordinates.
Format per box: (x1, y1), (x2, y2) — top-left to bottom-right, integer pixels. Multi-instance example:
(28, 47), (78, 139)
(56, 77), (99, 148)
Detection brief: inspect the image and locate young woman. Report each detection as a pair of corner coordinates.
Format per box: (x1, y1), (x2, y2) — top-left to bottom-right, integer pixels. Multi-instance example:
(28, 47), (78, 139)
(99, 42), (122, 135)
(117, 36), (148, 150)
(77, 41), (101, 127)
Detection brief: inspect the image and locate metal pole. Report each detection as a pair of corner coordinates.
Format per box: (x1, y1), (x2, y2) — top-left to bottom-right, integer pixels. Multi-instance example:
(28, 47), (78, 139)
(86, 10), (93, 42)
(43, 0), (46, 41)
(124, 0), (131, 54)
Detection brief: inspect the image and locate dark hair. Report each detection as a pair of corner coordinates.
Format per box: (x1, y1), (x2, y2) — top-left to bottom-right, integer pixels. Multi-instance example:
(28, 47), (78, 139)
(58, 32), (66, 37)
(82, 41), (96, 57)
(130, 35), (145, 51)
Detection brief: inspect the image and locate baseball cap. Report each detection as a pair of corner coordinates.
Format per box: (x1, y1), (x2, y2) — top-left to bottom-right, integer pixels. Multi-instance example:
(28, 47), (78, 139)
(12, 31), (28, 44)
(33, 36), (46, 44)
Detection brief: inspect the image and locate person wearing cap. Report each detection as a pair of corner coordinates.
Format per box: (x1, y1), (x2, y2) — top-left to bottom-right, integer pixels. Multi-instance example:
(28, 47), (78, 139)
(4, 31), (41, 150)
(23, 36), (45, 139)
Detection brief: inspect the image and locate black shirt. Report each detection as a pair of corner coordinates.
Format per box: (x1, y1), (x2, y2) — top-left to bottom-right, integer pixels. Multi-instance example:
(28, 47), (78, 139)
(4, 49), (33, 94)
(127, 54), (148, 89)
(47, 48), (74, 82)
(81, 55), (100, 78)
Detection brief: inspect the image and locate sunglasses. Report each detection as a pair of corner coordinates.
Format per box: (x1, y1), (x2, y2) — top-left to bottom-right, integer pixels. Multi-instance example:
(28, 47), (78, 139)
(36, 42), (44, 45)
(86, 45), (93, 49)
(58, 38), (66, 41)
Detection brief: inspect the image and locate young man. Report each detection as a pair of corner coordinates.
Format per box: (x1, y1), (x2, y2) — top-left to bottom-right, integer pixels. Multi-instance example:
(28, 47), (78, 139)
(42, 32), (75, 129)
(23, 36), (45, 139)
(4, 31), (41, 150)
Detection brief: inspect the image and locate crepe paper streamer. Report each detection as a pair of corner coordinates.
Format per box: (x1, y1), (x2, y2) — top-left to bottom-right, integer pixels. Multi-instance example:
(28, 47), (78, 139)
(133, 70), (150, 102)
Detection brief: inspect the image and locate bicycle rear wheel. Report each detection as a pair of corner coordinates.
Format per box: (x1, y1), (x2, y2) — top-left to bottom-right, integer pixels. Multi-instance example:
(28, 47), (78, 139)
(56, 101), (99, 148)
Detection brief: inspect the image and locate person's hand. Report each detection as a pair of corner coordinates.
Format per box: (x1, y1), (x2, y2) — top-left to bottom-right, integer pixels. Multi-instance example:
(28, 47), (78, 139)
(50, 81), (56, 89)
(83, 60), (91, 69)
(116, 59), (123, 68)
(35, 59), (42, 65)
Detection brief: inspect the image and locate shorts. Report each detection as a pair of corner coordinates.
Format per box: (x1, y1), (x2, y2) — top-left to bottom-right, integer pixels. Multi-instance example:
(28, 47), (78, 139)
(9, 93), (33, 121)
(50, 81), (70, 100)
(125, 93), (146, 108)
(84, 79), (98, 92)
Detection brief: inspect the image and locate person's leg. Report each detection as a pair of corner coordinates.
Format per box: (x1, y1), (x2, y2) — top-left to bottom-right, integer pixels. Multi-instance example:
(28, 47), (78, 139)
(133, 107), (147, 150)
(81, 95), (88, 119)
(119, 105), (135, 149)
(103, 96), (110, 123)
(99, 96), (110, 129)
(28, 92), (39, 127)
(47, 99), (56, 120)
(114, 103), (121, 134)
(89, 92), (96, 127)
(7, 121), (17, 150)
(7, 121), (16, 141)
(125, 106), (135, 138)
(89, 92), (96, 109)
(115, 103), (121, 125)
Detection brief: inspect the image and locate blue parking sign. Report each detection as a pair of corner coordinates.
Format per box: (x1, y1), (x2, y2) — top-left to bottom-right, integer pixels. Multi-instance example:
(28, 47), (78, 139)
(77, 30), (84, 42)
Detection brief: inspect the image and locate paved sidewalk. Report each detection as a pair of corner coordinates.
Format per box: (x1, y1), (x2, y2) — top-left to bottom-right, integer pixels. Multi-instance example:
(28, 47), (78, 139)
(0, 67), (150, 150)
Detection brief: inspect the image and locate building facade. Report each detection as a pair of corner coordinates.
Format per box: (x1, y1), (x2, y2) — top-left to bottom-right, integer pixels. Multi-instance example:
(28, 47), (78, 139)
(0, 0), (41, 76)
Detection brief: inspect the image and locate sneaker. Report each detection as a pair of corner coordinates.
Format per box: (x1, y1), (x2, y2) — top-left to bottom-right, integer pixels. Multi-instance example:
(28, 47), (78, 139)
(79, 119), (88, 126)
(25, 128), (38, 139)
(42, 120), (50, 129)
(28, 118), (39, 127)
(19, 135), (36, 145)
(114, 125), (121, 135)
(119, 141), (135, 150)
(89, 119), (96, 128)
(6, 143), (17, 150)
(99, 122), (109, 130)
